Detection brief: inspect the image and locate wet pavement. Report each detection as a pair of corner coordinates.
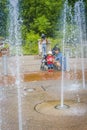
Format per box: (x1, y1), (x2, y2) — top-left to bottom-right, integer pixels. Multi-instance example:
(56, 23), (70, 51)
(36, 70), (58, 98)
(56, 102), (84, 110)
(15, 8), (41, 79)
(0, 55), (87, 130)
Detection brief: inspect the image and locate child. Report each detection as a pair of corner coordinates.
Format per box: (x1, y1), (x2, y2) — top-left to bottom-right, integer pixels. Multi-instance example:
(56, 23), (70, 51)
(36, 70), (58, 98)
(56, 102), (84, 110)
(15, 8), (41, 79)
(46, 51), (54, 72)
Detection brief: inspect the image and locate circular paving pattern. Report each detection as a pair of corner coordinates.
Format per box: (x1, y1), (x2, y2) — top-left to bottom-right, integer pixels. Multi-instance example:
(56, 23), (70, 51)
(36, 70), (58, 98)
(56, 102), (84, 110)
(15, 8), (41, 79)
(35, 100), (87, 116)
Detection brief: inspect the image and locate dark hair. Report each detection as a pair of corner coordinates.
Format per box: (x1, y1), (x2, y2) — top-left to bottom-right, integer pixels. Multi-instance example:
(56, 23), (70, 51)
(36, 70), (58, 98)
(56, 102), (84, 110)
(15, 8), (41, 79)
(54, 47), (60, 52)
(41, 34), (46, 38)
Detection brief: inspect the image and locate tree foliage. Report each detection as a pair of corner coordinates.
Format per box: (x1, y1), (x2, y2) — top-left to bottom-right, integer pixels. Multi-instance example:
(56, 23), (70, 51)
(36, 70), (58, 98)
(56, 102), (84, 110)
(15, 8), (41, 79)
(0, 0), (9, 37)
(1, 0), (87, 38)
(0, 0), (87, 54)
(22, 31), (39, 55)
(19, 0), (63, 37)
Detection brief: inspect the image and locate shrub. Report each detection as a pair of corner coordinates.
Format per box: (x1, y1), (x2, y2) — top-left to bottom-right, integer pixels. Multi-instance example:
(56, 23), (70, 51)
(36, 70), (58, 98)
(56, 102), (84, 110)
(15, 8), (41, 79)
(22, 31), (39, 55)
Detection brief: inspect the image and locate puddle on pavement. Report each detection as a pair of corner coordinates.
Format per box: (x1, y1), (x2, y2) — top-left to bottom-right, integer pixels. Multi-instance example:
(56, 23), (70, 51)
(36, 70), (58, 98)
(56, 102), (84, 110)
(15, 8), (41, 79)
(23, 70), (87, 82)
(23, 71), (62, 82)
(0, 70), (87, 84)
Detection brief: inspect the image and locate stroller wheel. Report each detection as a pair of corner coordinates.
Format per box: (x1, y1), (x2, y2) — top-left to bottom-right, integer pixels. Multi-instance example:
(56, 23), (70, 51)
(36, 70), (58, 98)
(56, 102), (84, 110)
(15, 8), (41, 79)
(40, 64), (48, 71)
(44, 65), (48, 71)
(40, 65), (44, 71)
(40, 64), (45, 71)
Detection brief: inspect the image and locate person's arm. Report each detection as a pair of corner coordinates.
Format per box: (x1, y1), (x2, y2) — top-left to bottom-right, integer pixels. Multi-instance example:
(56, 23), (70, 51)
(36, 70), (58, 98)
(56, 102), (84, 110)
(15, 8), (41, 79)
(46, 39), (48, 44)
(55, 55), (59, 61)
(40, 39), (42, 44)
(52, 56), (55, 63)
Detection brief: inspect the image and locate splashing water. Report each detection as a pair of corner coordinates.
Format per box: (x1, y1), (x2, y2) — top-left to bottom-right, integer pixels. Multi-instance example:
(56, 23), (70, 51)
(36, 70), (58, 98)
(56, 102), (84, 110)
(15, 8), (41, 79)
(74, 0), (86, 88)
(60, 0), (68, 108)
(8, 0), (23, 130)
(59, 0), (86, 108)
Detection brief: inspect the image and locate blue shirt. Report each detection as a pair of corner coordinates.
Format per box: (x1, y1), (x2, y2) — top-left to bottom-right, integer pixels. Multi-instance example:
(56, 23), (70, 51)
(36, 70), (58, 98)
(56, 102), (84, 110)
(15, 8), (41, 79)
(55, 52), (66, 71)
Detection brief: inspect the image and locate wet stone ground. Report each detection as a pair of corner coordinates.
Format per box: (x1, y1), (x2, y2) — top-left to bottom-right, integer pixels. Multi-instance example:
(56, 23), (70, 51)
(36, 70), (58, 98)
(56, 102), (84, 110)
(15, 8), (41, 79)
(0, 73), (87, 130)
(0, 56), (87, 130)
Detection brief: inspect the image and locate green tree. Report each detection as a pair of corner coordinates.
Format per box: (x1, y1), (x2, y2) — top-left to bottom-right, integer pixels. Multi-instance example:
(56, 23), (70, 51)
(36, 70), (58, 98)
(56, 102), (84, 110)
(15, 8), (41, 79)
(19, 0), (63, 37)
(0, 0), (9, 37)
(30, 15), (51, 35)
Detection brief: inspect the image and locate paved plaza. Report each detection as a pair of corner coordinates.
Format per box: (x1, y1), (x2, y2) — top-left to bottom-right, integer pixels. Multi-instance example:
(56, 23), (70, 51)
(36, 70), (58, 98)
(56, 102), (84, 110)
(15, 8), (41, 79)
(0, 55), (87, 130)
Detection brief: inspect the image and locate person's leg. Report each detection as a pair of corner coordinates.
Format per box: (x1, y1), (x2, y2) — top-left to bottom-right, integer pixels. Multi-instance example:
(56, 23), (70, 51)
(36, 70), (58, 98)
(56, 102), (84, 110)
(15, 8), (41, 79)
(44, 44), (47, 56)
(47, 64), (51, 72)
(50, 64), (54, 72)
(54, 61), (61, 70)
(56, 61), (61, 67)
(47, 64), (50, 69)
(49, 64), (53, 69)
(54, 61), (61, 67)
(42, 45), (45, 57)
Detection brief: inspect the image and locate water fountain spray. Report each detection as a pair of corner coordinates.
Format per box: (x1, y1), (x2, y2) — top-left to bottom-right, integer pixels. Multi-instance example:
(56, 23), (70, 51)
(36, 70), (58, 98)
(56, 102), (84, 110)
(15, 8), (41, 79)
(56, 0), (86, 109)
(8, 0), (23, 130)
(55, 0), (70, 109)
(74, 0), (86, 89)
